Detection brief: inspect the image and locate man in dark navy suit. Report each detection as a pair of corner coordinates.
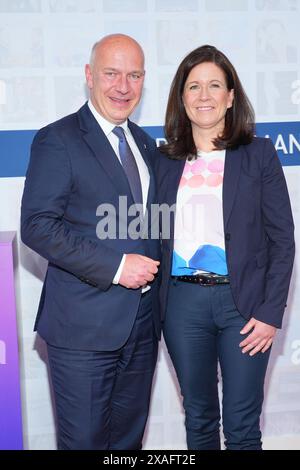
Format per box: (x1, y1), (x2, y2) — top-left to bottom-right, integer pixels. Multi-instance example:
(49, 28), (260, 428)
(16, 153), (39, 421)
(21, 34), (160, 450)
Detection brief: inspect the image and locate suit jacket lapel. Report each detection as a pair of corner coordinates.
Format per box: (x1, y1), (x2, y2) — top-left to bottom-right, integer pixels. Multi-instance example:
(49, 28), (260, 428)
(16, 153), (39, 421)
(128, 120), (155, 209)
(223, 146), (243, 229)
(77, 103), (133, 200)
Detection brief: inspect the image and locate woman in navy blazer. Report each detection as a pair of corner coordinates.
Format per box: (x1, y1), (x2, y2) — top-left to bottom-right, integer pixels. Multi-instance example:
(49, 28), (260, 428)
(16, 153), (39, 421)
(157, 45), (295, 450)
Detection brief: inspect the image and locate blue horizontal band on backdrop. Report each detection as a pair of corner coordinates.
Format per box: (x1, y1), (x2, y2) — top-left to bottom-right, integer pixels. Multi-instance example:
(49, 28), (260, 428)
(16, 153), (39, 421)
(0, 122), (300, 178)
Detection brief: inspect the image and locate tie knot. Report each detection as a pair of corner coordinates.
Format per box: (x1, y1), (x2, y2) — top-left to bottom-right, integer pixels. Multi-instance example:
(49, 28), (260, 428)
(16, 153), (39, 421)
(112, 126), (125, 142)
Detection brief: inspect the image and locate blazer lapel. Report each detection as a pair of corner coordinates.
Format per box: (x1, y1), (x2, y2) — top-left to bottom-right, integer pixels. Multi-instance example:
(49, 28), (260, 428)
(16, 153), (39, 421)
(165, 158), (185, 243)
(223, 146), (243, 229)
(167, 158), (186, 205)
(77, 103), (133, 200)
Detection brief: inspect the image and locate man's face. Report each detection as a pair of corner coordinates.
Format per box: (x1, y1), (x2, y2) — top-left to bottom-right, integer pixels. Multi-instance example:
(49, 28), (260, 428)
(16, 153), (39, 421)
(85, 39), (145, 124)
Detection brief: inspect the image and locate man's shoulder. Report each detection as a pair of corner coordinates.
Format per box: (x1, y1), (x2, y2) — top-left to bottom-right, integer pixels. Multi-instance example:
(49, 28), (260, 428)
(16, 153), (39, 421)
(128, 120), (155, 146)
(35, 103), (87, 140)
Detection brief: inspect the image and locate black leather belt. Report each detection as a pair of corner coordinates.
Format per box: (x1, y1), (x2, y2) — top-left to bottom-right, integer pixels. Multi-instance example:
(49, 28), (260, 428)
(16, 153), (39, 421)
(172, 273), (230, 286)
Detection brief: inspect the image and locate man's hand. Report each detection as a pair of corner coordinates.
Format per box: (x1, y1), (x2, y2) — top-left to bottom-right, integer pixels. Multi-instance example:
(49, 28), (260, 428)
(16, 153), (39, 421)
(239, 317), (276, 356)
(119, 254), (160, 289)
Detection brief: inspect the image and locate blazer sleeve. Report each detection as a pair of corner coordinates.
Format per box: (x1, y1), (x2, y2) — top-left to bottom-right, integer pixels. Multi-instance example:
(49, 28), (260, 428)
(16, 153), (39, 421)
(253, 138), (295, 328)
(21, 125), (122, 291)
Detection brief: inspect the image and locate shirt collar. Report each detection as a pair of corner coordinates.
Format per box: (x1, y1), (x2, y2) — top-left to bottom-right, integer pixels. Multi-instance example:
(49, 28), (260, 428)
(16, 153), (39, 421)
(88, 99), (129, 137)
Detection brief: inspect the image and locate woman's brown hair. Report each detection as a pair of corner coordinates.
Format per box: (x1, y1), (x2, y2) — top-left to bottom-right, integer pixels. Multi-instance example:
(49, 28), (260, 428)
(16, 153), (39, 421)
(161, 45), (255, 159)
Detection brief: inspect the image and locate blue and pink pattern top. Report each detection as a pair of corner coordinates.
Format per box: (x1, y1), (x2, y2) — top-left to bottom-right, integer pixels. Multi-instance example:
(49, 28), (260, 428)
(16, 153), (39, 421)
(172, 149), (228, 276)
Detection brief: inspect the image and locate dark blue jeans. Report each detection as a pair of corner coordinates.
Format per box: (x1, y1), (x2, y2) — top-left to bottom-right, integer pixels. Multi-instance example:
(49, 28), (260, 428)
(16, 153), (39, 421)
(163, 279), (271, 450)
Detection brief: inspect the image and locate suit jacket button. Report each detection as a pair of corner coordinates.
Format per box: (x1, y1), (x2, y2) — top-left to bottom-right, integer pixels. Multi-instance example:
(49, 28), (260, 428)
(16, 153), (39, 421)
(225, 233), (231, 241)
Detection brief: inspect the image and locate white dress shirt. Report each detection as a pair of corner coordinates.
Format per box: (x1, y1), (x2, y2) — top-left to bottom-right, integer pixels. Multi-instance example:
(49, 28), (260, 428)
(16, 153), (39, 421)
(88, 100), (150, 287)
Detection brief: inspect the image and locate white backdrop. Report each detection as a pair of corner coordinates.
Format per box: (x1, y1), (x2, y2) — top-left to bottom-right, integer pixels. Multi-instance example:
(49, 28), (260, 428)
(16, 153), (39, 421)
(0, 0), (299, 450)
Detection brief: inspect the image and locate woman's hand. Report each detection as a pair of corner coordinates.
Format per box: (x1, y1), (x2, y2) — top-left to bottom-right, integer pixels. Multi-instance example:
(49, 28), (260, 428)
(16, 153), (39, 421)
(239, 318), (277, 356)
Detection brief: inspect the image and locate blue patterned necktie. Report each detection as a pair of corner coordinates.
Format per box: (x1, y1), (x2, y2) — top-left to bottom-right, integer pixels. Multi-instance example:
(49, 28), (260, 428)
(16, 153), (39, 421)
(112, 126), (143, 205)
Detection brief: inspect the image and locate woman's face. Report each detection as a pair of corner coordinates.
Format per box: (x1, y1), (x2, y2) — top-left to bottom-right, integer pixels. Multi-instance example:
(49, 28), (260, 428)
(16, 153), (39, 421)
(182, 61), (234, 136)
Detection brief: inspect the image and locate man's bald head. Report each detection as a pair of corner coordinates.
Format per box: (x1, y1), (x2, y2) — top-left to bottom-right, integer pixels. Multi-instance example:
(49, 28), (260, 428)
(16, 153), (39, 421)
(89, 34), (144, 69)
(85, 34), (145, 124)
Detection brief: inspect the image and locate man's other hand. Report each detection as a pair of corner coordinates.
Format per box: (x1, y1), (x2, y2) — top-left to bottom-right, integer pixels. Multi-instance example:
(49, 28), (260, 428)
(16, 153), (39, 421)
(119, 254), (160, 289)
